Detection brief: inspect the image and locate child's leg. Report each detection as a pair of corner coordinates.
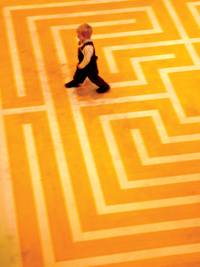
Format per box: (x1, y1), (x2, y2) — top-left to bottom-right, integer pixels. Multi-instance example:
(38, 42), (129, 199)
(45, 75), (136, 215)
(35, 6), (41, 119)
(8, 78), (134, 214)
(65, 67), (87, 88)
(73, 67), (87, 83)
(88, 73), (110, 92)
(87, 60), (110, 92)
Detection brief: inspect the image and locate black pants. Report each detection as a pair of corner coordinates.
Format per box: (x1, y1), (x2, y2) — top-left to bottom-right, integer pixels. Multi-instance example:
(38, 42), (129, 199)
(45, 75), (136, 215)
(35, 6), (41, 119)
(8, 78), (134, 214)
(73, 61), (108, 88)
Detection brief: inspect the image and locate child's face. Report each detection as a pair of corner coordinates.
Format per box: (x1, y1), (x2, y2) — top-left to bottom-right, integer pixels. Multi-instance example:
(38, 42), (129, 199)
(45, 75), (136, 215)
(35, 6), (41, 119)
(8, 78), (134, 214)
(77, 33), (87, 42)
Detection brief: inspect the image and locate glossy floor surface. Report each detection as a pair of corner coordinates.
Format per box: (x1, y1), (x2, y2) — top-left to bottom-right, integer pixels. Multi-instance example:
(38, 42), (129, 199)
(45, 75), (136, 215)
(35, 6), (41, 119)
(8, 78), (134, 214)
(0, 0), (200, 266)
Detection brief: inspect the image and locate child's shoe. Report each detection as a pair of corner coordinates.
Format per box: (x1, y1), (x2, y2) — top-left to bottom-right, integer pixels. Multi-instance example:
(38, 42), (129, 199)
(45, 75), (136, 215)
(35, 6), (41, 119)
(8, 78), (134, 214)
(65, 80), (79, 88)
(96, 84), (110, 93)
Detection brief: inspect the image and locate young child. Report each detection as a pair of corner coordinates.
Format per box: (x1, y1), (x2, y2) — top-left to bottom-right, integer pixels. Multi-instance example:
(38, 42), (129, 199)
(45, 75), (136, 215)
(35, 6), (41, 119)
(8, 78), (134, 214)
(65, 23), (110, 93)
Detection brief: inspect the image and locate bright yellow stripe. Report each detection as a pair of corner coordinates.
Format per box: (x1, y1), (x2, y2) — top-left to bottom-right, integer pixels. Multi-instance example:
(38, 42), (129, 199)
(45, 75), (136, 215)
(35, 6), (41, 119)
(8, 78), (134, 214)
(4, 114), (45, 267)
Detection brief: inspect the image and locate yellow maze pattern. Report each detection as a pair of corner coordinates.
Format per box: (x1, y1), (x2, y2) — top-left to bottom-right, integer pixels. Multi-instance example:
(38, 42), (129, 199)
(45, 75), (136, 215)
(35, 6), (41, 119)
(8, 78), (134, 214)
(0, 0), (200, 266)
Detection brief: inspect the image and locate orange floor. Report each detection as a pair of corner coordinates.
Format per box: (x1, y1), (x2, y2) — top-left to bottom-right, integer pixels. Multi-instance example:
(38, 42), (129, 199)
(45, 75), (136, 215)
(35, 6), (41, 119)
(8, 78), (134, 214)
(0, 0), (200, 266)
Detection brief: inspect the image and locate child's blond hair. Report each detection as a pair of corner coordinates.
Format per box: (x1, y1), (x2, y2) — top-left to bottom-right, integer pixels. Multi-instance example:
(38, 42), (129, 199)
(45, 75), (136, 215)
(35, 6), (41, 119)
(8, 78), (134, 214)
(76, 23), (93, 38)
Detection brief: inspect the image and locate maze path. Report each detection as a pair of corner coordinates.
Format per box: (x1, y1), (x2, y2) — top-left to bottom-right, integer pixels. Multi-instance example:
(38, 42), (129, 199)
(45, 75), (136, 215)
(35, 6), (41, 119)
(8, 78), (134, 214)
(0, 0), (200, 266)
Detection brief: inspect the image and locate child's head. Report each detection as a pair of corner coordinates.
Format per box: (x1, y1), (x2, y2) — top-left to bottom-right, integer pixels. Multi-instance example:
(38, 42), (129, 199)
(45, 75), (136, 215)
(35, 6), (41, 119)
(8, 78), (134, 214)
(76, 23), (93, 41)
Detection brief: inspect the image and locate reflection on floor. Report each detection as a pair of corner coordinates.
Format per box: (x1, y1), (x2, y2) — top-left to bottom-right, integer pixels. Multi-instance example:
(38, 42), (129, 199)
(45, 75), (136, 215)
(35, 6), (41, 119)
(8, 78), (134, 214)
(0, 0), (200, 266)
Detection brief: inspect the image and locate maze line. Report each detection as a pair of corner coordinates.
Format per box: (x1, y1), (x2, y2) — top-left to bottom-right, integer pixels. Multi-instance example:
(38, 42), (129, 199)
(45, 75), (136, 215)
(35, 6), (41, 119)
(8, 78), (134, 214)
(1, 105), (46, 115)
(103, 38), (200, 75)
(164, 0), (200, 65)
(50, 0), (200, 213)
(16, 122), (200, 266)
(0, 97), (22, 267)
(4, 0), (132, 97)
(23, 117), (200, 266)
(100, 110), (200, 189)
(2, 0), (200, 266)
(33, 4), (163, 86)
(28, 0), (200, 224)
(107, 54), (175, 85)
(51, 20), (200, 214)
(52, 19), (137, 30)
(104, 42), (200, 123)
(56, 243), (200, 267)
(188, 1), (200, 28)
(50, 5), (162, 39)
(23, 124), (55, 267)
(59, 37), (200, 107)
(23, 124), (200, 241)
(4, 10), (26, 97)
(132, 129), (200, 164)
(159, 65), (200, 123)
(101, 110), (200, 144)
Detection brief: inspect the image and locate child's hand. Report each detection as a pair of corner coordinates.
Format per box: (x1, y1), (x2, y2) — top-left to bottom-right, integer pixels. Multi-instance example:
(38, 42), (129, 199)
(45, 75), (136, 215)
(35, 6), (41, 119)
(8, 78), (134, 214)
(77, 64), (82, 69)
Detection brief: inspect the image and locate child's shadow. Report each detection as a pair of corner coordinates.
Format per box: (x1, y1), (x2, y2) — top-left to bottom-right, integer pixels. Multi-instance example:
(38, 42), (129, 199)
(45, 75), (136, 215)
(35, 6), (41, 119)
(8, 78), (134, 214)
(76, 79), (107, 100)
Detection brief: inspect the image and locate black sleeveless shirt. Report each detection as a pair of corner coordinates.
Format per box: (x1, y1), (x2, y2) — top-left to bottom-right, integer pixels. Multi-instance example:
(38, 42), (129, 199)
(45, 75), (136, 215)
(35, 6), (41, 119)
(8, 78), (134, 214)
(78, 41), (97, 66)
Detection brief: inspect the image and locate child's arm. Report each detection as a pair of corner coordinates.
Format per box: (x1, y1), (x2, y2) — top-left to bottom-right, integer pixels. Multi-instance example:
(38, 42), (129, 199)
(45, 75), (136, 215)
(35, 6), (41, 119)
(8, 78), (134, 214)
(78, 45), (94, 69)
